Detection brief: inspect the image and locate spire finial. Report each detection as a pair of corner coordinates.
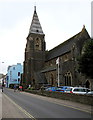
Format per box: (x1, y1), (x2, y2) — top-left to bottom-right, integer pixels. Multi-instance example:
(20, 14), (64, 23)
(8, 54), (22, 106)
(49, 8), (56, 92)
(34, 5), (36, 14)
(81, 25), (86, 33)
(83, 25), (85, 29)
(82, 25), (85, 30)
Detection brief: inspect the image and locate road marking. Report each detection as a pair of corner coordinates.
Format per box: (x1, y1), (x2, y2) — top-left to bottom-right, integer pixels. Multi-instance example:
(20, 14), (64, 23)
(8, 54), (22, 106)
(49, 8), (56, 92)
(21, 92), (92, 114)
(52, 101), (92, 114)
(42, 98), (92, 114)
(3, 93), (37, 120)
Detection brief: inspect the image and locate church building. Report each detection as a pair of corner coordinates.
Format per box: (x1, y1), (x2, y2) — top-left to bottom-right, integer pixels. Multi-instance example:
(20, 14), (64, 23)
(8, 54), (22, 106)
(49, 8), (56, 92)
(22, 6), (93, 90)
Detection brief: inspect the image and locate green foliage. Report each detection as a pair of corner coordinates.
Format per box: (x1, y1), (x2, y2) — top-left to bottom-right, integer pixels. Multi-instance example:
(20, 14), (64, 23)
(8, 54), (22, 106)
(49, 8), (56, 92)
(78, 39), (93, 78)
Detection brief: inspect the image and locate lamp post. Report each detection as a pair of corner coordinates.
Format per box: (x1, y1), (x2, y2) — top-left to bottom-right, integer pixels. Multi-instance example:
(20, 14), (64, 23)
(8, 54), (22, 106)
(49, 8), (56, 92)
(1, 62), (4, 74)
(0, 62), (5, 87)
(56, 57), (60, 87)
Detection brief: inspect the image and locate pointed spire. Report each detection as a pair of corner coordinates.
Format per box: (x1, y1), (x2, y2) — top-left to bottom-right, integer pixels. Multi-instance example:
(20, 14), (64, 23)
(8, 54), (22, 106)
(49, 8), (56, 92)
(29, 6), (44, 35)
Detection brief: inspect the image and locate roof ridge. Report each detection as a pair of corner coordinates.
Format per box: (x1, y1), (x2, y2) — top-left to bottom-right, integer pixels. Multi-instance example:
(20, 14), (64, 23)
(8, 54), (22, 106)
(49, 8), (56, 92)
(48, 31), (81, 52)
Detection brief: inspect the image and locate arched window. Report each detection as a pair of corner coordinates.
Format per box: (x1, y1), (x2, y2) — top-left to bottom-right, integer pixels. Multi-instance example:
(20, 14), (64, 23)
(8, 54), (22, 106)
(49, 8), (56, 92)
(64, 72), (72, 86)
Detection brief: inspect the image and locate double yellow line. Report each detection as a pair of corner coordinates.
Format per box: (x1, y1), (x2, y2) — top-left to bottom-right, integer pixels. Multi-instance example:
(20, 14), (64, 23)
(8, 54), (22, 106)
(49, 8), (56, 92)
(3, 93), (36, 120)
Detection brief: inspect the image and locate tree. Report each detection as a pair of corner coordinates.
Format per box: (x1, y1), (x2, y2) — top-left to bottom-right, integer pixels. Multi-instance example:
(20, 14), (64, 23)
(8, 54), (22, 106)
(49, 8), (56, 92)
(78, 39), (93, 78)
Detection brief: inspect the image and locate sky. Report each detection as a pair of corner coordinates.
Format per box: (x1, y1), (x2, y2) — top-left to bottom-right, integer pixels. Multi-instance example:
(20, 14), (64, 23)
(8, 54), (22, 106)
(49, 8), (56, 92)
(0, 0), (92, 74)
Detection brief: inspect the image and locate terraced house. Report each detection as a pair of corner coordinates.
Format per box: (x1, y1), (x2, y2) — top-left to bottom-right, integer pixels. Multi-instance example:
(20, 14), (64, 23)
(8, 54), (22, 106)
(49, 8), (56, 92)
(22, 6), (93, 90)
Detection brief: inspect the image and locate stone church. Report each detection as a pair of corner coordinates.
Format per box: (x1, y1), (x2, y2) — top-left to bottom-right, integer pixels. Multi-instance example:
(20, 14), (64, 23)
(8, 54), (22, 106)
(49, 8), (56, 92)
(22, 6), (93, 90)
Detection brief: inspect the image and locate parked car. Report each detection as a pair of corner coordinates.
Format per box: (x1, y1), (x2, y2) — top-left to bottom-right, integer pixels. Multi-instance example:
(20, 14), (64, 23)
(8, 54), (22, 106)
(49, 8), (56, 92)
(56, 86), (71, 92)
(70, 87), (90, 94)
(45, 87), (57, 91)
(86, 91), (93, 95)
(64, 87), (73, 93)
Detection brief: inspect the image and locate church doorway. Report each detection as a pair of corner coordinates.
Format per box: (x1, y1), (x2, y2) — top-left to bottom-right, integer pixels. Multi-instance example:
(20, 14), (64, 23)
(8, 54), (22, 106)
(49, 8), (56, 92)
(85, 80), (90, 88)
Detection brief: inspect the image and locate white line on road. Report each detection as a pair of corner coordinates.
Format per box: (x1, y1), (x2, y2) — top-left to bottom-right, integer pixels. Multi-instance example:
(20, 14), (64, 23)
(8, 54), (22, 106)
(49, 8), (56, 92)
(3, 93), (37, 120)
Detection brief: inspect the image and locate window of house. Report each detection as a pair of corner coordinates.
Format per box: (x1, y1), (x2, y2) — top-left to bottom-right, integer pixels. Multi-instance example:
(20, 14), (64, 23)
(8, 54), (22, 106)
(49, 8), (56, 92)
(18, 72), (20, 76)
(13, 67), (15, 70)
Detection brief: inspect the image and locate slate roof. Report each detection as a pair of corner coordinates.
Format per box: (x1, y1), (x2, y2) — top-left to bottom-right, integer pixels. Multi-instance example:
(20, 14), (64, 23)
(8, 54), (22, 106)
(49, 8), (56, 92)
(46, 26), (90, 61)
(41, 65), (56, 73)
(29, 6), (44, 35)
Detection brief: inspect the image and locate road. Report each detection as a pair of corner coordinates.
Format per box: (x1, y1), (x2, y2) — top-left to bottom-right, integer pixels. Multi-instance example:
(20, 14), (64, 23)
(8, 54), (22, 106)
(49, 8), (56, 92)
(2, 88), (92, 120)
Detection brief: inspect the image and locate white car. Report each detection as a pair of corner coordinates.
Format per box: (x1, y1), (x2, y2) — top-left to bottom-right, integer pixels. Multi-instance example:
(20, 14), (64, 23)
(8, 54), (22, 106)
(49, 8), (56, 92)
(71, 87), (90, 94)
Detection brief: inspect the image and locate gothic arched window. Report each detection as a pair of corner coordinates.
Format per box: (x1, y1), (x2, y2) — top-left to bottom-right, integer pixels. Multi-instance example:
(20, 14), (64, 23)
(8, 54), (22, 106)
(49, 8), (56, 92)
(64, 72), (72, 86)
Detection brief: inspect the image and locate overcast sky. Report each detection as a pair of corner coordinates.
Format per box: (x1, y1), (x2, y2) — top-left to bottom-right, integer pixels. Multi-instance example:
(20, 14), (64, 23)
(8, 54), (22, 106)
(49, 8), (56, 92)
(0, 0), (92, 74)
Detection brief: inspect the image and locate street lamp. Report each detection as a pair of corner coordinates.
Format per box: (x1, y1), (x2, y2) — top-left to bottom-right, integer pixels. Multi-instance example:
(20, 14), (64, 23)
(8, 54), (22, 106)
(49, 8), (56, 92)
(1, 62), (4, 74)
(0, 62), (5, 87)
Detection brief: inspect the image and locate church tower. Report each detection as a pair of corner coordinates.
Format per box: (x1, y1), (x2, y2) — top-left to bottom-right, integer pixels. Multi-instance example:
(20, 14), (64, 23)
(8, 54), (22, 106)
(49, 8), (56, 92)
(23, 6), (46, 88)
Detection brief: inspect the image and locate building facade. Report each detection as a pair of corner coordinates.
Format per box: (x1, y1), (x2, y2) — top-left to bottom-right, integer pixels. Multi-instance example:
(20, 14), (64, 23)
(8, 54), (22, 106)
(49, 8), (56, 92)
(22, 6), (93, 90)
(6, 63), (23, 88)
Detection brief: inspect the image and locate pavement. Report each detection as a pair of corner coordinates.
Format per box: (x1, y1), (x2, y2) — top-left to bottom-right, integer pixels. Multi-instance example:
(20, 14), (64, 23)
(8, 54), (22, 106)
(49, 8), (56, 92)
(0, 89), (2, 120)
(2, 91), (30, 119)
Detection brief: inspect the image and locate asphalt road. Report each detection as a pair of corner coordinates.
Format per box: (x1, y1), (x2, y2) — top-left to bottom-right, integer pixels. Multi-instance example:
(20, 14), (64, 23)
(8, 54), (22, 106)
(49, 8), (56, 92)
(3, 88), (92, 120)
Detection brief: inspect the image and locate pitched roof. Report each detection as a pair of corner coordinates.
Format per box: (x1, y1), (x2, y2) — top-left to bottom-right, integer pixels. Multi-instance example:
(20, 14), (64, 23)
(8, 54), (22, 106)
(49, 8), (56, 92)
(29, 6), (44, 35)
(46, 26), (90, 61)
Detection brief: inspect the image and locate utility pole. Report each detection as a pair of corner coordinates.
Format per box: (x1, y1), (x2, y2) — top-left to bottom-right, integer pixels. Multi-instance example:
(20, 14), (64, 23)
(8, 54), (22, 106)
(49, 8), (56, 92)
(56, 57), (60, 87)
